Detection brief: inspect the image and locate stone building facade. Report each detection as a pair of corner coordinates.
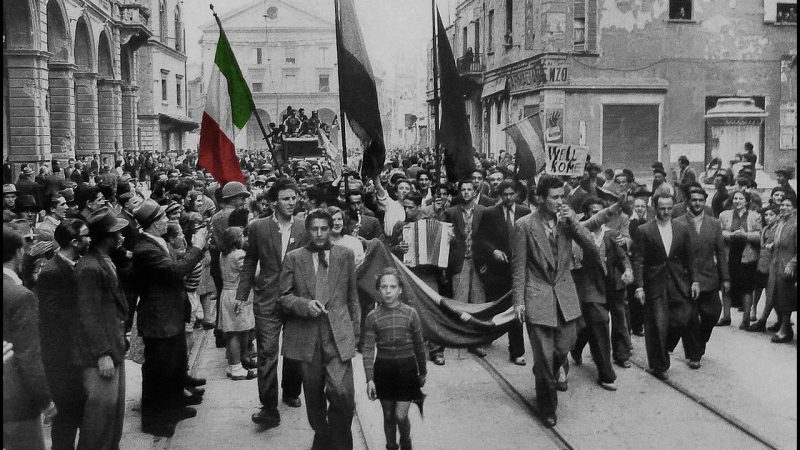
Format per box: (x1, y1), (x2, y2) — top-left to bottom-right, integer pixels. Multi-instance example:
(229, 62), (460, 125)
(430, 0), (797, 178)
(3, 0), (154, 175)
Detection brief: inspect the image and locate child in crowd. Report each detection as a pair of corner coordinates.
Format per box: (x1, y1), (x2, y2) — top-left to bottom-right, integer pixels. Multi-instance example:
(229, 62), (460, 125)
(363, 268), (426, 450)
(218, 226), (256, 380)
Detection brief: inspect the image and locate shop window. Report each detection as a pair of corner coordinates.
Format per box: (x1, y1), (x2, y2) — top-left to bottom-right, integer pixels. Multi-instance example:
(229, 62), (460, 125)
(669, 0), (692, 20)
(253, 82), (263, 92)
(777, 3), (798, 24)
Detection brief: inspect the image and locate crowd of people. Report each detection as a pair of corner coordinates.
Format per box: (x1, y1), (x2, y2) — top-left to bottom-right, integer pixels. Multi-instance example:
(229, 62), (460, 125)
(2, 141), (796, 449)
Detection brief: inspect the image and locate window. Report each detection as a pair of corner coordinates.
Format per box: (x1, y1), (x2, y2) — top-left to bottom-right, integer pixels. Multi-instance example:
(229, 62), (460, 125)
(669, 0), (692, 20)
(319, 74), (330, 92)
(319, 47), (329, 65)
(777, 3), (798, 24)
(285, 46), (296, 64)
(505, 0), (513, 46)
(252, 82), (263, 92)
(161, 72), (168, 102)
(496, 102), (502, 125)
(573, 18), (586, 44)
(573, 0), (596, 51)
(780, 103), (797, 149)
(462, 27), (468, 55)
(174, 7), (182, 51)
(176, 79), (182, 106)
(256, 48), (263, 64)
(283, 73), (296, 91)
(159, 0), (168, 44)
(474, 21), (480, 55)
(487, 11), (494, 52)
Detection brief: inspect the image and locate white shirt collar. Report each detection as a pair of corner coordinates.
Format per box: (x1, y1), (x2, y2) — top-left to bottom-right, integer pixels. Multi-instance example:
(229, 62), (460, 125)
(3, 267), (22, 285)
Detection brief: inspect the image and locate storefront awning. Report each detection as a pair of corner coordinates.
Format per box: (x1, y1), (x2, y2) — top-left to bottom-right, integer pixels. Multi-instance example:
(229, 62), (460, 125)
(158, 113), (200, 131)
(481, 77), (508, 98)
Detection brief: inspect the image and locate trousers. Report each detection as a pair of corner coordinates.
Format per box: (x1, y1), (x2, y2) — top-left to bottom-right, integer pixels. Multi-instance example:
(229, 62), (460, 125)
(526, 313), (577, 416)
(573, 302), (616, 383)
(79, 365), (125, 450)
(142, 334), (187, 423)
(3, 418), (45, 450)
(643, 283), (692, 372)
(682, 290), (722, 361)
(606, 289), (632, 362)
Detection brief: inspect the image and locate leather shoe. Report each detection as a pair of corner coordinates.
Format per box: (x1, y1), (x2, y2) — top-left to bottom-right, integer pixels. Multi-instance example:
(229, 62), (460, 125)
(687, 360), (701, 370)
(631, 328), (645, 337)
(648, 369), (668, 381)
(510, 356), (526, 366)
(540, 414), (557, 428)
(598, 380), (617, 391)
(767, 322), (782, 332)
(241, 357), (257, 370)
(172, 407), (197, 421)
(614, 359), (631, 369)
(141, 421), (176, 437)
(431, 354), (445, 366)
(715, 318), (731, 327)
(251, 408), (280, 428)
(282, 396), (302, 408)
(187, 386), (205, 396)
(555, 380), (568, 392)
(184, 375), (206, 387)
(745, 322), (766, 332)
(467, 347), (487, 358)
(182, 393), (203, 406)
(570, 351), (583, 365)
(771, 333), (794, 343)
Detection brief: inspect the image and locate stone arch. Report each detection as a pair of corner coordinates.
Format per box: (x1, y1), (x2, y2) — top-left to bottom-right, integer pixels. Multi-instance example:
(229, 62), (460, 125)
(97, 30), (115, 79)
(246, 109), (272, 150)
(46, 0), (71, 63)
(73, 16), (95, 72)
(3, 0), (37, 50)
(317, 108), (337, 126)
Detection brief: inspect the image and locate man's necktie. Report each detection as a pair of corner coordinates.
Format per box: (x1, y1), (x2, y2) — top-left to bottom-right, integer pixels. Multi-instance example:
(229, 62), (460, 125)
(506, 208), (515, 240)
(317, 250), (328, 269)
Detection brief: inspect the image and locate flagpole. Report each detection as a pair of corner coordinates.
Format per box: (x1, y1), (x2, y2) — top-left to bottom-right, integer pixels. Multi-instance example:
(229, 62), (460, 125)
(334, 0), (350, 192)
(431, 0), (441, 184)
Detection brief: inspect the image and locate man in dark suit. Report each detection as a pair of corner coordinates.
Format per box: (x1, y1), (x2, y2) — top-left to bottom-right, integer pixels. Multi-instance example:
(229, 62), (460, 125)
(15, 166), (44, 209)
(36, 219), (90, 449)
(132, 199), (207, 437)
(472, 169), (496, 207)
(3, 225), (52, 450)
(633, 193), (700, 380)
(626, 189), (655, 336)
(676, 184), (729, 369)
(116, 191), (142, 333)
(511, 176), (599, 428)
(280, 209), (360, 450)
(237, 179), (308, 427)
(474, 180), (531, 365)
(74, 209), (130, 448)
(710, 174), (729, 218)
(345, 190), (383, 241)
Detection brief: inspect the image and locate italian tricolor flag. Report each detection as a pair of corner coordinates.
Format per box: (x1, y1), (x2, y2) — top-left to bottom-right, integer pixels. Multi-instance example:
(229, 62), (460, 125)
(198, 28), (252, 185)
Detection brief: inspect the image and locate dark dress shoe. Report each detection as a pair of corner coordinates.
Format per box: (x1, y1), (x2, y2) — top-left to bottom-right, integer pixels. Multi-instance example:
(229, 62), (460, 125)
(251, 408), (281, 428)
(142, 421), (176, 437)
(648, 369), (669, 381)
(182, 393), (203, 406)
(214, 331), (226, 348)
(767, 322), (782, 332)
(241, 357), (257, 370)
(614, 359), (631, 369)
(715, 318), (731, 327)
(467, 347), (487, 358)
(540, 414), (557, 428)
(187, 386), (205, 396)
(687, 360), (701, 370)
(570, 351), (583, 365)
(431, 354), (445, 366)
(556, 380), (568, 392)
(771, 333), (794, 343)
(184, 375), (206, 387)
(282, 396), (302, 408)
(173, 407), (198, 421)
(510, 356), (526, 366)
(632, 329), (645, 337)
(745, 322), (766, 332)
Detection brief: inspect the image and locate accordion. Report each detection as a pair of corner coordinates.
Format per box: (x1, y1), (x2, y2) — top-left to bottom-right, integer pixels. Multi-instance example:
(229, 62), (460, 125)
(401, 218), (453, 268)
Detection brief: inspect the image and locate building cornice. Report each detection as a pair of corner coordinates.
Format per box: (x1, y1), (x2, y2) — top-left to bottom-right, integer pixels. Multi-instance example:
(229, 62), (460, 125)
(147, 39), (188, 61)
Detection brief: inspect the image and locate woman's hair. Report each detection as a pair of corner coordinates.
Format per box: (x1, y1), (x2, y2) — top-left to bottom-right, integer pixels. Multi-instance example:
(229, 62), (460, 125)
(219, 226), (244, 255)
(374, 267), (403, 291)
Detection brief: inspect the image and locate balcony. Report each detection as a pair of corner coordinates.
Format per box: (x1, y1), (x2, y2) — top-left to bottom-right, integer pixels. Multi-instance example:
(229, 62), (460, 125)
(119, 0), (153, 50)
(457, 53), (485, 77)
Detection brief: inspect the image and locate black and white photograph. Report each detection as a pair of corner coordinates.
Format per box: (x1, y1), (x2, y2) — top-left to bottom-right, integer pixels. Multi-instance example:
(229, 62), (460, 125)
(2, 0), (797, 448)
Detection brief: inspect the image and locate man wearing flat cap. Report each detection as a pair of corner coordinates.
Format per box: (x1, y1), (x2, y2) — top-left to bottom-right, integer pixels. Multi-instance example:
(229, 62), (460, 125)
(74, 208), (129, 449)
(132, 199), (209, 437)
(3, 184), (18, 222)
(775, 167), (797, 205)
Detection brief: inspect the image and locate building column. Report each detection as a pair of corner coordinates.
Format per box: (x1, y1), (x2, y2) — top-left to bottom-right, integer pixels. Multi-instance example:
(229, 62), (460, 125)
(5, 50), (52, 166)
(74, 72), (100, 159)
(97, 78), (123, 161)
(122, 85), (140, 155)
(48, 63), (77, 161)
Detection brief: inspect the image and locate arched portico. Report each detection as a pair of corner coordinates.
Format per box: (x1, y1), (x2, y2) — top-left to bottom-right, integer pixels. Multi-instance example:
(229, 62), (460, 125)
(47, 0), (76, 160)
(74, 16), (99, 160)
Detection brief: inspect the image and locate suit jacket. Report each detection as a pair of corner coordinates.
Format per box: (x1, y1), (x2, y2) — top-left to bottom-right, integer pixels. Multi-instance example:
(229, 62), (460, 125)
(279, 246), (360, 363)
(35, 255), (80, 367)
(237, 216), (309, 306)
(711, 188), (729, 218)
(356, 214), (383, 241)
(443, 203), (487, 273)
(473, 204), (531, 287)
(133, 235), (204, 338)
(676, 213), (729, 292)
(74, 249), (128, 366)
(572, 229), (632, 305)
(671, 202), (712, 219)
(476, 193), (497, 208)
(719, 209), (762, 263)
(632, 220), (695, 302)
(3, 273), (51, 422)
(511, 210), (594, 327)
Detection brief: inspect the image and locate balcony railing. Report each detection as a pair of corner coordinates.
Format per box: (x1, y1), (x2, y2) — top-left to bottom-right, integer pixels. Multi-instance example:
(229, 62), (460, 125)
(457, 53), (485, 75)
(119, 1), (151, 29)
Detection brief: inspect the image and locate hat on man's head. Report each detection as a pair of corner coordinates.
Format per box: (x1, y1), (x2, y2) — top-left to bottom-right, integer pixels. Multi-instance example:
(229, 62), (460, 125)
(653, 167), (667, 177)
(59, 188), (76, 204)
(3, 184), (17, 195)
(254, 175), (268, 186)
(116, 191), (134, 206)
(652, 161), (665, 170)
(21, 166), (33, 175)
(221, 181), (250, 199)
(775, 166), (795, 180)
(678, 155), (689, 165)
(631, 184), (652, 198)
(16, 195), (39, 212)
(133, 199), (166, 229)
(164, 201), (182, 217)
(87, 208), (128, 234)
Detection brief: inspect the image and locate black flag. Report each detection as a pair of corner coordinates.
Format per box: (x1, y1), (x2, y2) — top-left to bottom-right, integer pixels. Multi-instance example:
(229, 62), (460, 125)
(437, 9), (475, 182)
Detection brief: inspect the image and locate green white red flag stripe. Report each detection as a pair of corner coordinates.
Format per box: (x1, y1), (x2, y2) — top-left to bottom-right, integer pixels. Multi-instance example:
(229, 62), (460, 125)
(198, 27), (251, 185)
(504, 113), (546, 179)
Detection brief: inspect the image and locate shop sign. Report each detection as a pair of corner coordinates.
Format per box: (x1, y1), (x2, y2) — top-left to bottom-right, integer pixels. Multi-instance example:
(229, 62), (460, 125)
(508, 57), (569, 93)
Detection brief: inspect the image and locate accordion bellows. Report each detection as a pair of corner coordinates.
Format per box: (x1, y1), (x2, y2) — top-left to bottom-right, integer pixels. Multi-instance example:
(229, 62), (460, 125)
(402, 218), (453, 268)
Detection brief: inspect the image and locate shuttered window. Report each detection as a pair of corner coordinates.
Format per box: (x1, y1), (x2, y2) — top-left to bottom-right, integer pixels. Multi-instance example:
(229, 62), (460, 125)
(574, 0), (596, 51)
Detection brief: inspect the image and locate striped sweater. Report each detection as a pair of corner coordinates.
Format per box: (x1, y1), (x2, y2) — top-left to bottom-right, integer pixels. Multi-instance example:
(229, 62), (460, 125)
(362, 302), (427, 382)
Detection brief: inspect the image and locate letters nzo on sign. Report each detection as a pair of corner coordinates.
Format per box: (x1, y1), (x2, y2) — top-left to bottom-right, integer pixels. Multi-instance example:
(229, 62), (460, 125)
(545, 144), (587, 176)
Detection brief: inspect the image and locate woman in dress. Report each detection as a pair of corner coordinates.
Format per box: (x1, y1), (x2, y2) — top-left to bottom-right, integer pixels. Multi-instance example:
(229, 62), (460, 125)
(747, 205), (781, 332)
(327, 206), (365, 267)
(767, 198), (797, 343)
(218, 226), (256, 379)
